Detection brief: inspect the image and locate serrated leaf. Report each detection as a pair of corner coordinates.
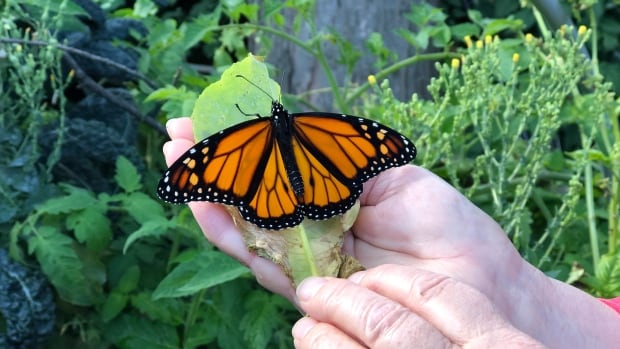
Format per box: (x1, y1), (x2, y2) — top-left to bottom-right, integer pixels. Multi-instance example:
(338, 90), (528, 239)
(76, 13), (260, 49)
(240, 292), (288, 349)
(36, 184), (96, 214)
(123, 192), (166, 224)
(123, 218), (175, 253)
(67, 207), (112, 252)
(595, 253), (620, 297)
(185, 319), (219, 348)
(103, 314), (179, 349)
(28, 226), (102, 305)
(153, 250), (249, 299)
(182, 10), (221, 49)
(115, 156), (142, 193)
(130, 292), (185, 325)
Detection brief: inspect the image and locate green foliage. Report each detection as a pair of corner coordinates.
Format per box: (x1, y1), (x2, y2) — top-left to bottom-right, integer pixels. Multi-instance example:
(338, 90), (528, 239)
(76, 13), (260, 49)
(3, 0), (620, 347)
(361, 18), (619, 288)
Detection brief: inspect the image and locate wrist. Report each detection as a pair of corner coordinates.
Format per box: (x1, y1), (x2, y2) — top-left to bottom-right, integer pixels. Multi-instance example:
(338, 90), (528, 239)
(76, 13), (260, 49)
(500, 258), (620, 347)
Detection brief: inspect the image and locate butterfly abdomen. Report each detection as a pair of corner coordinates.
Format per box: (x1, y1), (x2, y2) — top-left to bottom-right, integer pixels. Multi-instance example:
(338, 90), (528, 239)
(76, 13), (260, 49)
(271, 105), (305, 200)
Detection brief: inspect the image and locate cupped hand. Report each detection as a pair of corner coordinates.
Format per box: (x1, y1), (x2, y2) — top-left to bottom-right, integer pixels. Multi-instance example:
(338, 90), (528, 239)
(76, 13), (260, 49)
(163, 117), (620, 348)
(161, 117), (524, 304)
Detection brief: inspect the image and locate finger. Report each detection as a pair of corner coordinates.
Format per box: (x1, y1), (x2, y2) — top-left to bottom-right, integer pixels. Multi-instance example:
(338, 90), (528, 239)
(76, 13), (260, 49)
(188, 202), (296, 300)
(350, 265), (545, 347)
(166, 117), (194, 141)
(162, 139), (195, 166)
(292, 317), (366, 349)
(295, 277), (450, 349)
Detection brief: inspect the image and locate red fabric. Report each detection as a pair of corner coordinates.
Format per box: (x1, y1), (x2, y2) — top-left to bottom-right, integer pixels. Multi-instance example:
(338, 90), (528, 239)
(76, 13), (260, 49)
(600, 297), (620, 314)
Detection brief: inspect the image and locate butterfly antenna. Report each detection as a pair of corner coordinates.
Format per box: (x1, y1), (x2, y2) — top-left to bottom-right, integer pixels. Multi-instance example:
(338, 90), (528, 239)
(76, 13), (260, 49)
(235, 103), (262, 118)
(235, 74), (275, 101)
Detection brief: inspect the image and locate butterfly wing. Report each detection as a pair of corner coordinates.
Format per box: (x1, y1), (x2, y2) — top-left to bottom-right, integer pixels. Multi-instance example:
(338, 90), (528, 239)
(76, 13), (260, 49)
(291, 113), (416, 219)
(157, 118), (303, 229)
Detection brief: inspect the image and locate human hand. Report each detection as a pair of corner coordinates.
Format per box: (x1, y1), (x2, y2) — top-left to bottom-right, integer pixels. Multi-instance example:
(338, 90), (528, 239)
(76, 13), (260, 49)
(292, 264), (546, 349)
(162, 117), (620, 348)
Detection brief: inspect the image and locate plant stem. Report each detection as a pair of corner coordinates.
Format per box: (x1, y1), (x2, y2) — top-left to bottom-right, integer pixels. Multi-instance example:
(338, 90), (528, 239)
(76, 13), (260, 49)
(585, 158), (600, 267)
(345, 51), (458, 105)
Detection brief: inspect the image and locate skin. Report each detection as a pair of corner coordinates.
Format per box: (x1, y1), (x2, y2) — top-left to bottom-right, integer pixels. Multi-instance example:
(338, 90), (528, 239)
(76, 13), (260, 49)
(163, 117), (620, 349)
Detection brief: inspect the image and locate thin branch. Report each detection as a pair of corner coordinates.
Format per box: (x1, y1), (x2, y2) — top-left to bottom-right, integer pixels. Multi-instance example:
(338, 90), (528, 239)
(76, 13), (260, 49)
(62, 52), (166, 135)
(0, 37), (158, 89)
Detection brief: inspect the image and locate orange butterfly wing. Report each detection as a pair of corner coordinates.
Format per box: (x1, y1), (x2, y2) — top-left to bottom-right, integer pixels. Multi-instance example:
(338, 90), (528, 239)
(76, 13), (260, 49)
(291, 113), (416, 220)
(157, 117), (304, 228)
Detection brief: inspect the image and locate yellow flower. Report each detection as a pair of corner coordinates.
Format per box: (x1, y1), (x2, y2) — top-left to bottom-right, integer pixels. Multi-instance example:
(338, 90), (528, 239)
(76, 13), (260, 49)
(475, 40), (483, 49)
(451, 58), (460, 69)
(578, 25), (587, 36)
(525, 33), (534, 43)
(512, 53), (520, 63)
(484, 35), (492, 45)
(367, 75), (377, 86)
(464, 35), (473, 48)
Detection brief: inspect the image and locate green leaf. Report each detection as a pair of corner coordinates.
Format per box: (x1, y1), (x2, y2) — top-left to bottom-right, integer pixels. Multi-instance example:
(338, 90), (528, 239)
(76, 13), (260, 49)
(123, 192), (167, 224)
(229, 3), (259, 22)
(123, 218), (175, 253)
(182, 10), (222, 50)
(18, 0), (88, 15)
(145, 85), (198, 117)
(28, 226), (103, 305)
(450, 23), (481, 39)
(185, 319), (219, 348)
(153, 250), (249, 299)
(191, 54), (279, 140)
(103, 314), (179, 349)
(396, 28), (429, 50)
(36, 184), (97, 214)
(130, 292), (185, 325)
(429, 25), (451, 48)
(594, 253), (620, 297)
(240, 292), (290, 349)
(67, 206), (112, 252)
(116, 265), (141, 293)
(133, 0), (157, 18)
(115, 156), (142, 193)
(101, 291), (129, 322)
(482, 18), (524, 36)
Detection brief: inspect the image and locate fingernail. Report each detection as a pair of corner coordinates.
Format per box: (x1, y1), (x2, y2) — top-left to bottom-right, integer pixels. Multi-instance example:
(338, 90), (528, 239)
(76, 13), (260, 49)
(297, 277), (326, 301)
(165, 118), (179, 131)
(292, 316), (316, 340)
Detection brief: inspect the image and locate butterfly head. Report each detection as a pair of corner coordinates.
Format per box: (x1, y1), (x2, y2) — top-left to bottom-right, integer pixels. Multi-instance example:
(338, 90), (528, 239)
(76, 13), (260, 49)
(271, 100), (286, 116)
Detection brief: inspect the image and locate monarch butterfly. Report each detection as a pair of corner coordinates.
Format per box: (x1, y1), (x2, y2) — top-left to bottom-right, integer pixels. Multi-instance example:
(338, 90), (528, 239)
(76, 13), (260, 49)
(157, 91), (416, 230)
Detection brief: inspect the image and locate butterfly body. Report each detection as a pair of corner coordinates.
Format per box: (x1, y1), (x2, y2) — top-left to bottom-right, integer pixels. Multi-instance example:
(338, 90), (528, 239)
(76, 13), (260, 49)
(158, 101), (416, 230)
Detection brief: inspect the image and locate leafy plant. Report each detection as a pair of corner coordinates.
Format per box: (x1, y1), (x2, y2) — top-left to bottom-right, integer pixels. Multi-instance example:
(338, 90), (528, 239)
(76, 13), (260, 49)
(2, 0), (620, 348)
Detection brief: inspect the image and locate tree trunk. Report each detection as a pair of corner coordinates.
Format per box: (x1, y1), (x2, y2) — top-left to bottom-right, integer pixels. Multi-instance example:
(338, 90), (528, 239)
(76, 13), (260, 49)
(251, 0), (439, 111)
